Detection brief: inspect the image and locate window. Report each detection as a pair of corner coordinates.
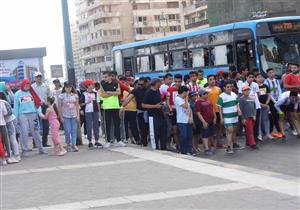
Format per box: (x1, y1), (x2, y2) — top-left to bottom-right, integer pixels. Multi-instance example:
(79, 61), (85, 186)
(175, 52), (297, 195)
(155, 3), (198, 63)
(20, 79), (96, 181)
(114, 50), (122, 75)
(170, 51), (187, 69)
(136, 56), (150, 72)
(168, 39), (186, 50)
(168, 14), (176, 20)
(136, 28), (142, 34)
(191, 48), (205, 68)
(124, 57), (133, 71)
(208, 31), (233, 45)
(135, 47), (151, 55)
(170, 26), (178, 32)
(105, 56), (112, 62)
(155, 27), (160, 32)
(154, 15), (160, 21)
(151, 43), (167, 53)
(154, 53), (168, 71)
(138, 16), (147, 22)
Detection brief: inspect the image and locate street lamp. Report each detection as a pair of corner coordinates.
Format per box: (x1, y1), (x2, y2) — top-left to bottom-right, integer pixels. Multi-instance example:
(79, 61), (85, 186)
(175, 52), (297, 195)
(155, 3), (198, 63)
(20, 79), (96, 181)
(158, 11), (168, 36)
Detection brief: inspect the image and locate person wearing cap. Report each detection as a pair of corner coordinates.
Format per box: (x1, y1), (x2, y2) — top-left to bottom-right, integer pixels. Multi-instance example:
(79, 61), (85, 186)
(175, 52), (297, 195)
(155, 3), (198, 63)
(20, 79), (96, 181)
(58, 82), (80, 152)
(196, 88), (216, 155)
(100, 71), (125, 148)
(142, 78), (167, 150)
(14, 79), (47, 156)
(52, 79), (62, 104)
(81, 80), (102, 149)
(32, 72), (51, 147)
(239, 85), (258, 150)
(175, 86), (193, 155)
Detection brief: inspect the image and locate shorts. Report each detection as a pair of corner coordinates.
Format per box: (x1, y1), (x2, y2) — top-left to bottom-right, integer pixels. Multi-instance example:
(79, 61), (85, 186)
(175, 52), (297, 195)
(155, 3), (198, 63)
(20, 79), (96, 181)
(224, 123), (238, 128)
(169, 110), (177, 126)
(216, 112), (221, 124)
(193, 123), (202, 135)
(202, 122), (215, 138)
(280, 104), (295, 113)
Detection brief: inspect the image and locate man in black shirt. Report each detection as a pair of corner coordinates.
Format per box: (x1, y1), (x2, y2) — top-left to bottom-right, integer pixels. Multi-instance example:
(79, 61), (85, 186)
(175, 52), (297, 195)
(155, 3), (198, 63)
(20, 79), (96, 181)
(142, 78), (167, 150)
(121, 77), (148, 146)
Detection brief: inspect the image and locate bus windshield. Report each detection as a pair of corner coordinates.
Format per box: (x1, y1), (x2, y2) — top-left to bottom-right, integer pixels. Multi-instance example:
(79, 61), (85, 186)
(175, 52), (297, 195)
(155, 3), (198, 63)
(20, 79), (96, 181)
(259, 33), (300, 76)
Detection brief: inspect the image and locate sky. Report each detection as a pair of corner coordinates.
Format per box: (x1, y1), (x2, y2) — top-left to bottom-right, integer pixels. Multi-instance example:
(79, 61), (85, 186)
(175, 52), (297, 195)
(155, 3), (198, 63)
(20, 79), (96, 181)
(0, 0), (76, 79)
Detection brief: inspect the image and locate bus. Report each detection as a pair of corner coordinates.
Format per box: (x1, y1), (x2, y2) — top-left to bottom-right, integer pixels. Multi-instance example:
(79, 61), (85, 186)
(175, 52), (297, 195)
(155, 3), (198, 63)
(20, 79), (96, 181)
(112, 16), (300, 79)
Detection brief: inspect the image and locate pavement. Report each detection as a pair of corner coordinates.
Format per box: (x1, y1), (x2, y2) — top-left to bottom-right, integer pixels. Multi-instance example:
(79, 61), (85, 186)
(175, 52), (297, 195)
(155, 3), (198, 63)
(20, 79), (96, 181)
(1, 134), (299, 210)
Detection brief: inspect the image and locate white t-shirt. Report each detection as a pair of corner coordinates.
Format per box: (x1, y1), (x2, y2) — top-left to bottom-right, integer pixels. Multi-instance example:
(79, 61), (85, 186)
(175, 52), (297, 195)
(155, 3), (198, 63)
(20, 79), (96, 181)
(239, 81), (261, 109)
(175, 96), (189, 124)
(83, 91), (100, 113)
(0, 101), (8, 126)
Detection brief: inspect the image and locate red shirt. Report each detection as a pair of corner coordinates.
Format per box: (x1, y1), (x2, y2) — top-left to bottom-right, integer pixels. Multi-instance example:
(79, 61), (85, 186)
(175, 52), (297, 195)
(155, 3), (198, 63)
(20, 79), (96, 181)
(284, 73), (300, 92)
(167, 86), (179, 110)
(195, 99), (214, 123)
(117, 80), (131, 100)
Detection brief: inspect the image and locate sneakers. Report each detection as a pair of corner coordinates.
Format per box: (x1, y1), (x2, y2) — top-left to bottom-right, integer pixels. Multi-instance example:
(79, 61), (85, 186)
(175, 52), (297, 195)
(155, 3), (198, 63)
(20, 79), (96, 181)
(250, 145), (259, 150)
(72, 145), (79, 152)
(281, 135), (287, 142)
(267, 135), (274, 140)
(116, 141), (126, 147)
(95, 142), (103, 149)
(233, 143), (244, 150)
(271, 132), (282, 138)
(88, 142), (95, 149)
(66, 145), (72, 152)
(15, 156), (21, 162)
(7, 157), (19, 164)
(204, 149), (213, 156)
(1, 160), (7, 166)
(257, 135), (263, 142)
(226, 147), (234, 154)
(39, 148), (48, 155)
(103, 142), (111, 148)
(57, 149), (67, 156)
(292, 130), (297, 136)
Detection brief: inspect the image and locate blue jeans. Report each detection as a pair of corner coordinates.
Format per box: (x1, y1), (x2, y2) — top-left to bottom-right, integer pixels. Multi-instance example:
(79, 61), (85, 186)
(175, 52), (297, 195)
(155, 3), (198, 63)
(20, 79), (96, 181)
(177, 123), (193, 154)
(63, 117), (77, 145)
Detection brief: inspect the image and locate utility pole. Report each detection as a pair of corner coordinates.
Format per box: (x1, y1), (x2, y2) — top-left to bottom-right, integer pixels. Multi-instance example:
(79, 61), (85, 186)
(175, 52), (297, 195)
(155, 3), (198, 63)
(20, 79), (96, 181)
(61, 0), (76, 86)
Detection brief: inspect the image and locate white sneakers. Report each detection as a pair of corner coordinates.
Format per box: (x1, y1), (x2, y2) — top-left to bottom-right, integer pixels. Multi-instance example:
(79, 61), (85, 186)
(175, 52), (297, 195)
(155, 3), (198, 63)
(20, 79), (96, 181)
(103, 141), (127, 148)
(6, 156), (19, 164)
(103, 142), (111, 148)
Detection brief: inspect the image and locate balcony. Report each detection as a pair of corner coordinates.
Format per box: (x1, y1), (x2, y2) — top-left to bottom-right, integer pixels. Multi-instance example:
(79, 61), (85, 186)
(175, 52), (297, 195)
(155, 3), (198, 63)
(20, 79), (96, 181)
(183, 3), (207, 15)
(185, 19), (209, 30)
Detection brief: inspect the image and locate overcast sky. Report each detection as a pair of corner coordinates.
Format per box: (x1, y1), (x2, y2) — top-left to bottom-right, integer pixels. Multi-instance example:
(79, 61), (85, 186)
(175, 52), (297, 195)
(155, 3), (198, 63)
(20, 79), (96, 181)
(0, 0), (76, 79)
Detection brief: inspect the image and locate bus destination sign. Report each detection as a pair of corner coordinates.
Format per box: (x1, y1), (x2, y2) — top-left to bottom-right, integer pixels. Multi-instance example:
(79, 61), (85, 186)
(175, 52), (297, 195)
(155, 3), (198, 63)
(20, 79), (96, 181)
(269, 20), (300, 33)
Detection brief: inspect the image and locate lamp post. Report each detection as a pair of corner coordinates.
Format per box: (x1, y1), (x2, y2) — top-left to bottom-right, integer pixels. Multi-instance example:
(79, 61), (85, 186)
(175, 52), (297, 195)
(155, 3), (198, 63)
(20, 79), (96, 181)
(158, 11), (168, 36)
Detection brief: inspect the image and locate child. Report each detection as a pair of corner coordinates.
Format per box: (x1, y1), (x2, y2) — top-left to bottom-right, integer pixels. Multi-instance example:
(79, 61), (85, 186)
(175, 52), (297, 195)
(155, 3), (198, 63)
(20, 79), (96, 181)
(239, 85), (259, 149)
(175, 86), (193, 155)
(40, 97), (66, 156)
(195, 88), (216, 155)
(217, 81), (240, 154)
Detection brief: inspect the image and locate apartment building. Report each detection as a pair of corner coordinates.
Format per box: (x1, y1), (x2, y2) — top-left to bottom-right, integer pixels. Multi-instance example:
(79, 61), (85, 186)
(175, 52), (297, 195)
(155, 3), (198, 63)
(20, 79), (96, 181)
(75, 0), (134, 80)
(182, 0), (208, 30)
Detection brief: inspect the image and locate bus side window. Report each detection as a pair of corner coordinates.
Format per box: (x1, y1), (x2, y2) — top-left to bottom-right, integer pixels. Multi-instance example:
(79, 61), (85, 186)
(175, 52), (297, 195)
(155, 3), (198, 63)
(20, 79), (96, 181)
(191, 48), (205, 68)
(124, 57), (133, 72)
(154, 53), (168, 71)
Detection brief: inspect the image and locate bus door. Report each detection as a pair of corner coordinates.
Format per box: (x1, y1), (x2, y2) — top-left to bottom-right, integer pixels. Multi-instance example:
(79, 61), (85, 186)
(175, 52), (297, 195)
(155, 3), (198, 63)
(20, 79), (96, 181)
(234, 29), (256, 70)
(122, 48), (135, 74)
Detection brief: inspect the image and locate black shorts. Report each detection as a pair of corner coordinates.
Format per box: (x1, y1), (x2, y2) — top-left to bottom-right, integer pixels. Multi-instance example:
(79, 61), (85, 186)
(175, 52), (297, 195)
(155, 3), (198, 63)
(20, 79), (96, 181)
(280, 104), (295, 113)
(193, 123), (202, 135)
(216, 112), (221, 124)
(202, 122), (215, 138)
(169, 110), (177, 126)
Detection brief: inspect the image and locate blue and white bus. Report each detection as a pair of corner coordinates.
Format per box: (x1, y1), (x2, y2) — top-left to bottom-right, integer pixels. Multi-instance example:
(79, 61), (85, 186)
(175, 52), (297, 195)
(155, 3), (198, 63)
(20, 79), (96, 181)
(112, 16), (300, 78)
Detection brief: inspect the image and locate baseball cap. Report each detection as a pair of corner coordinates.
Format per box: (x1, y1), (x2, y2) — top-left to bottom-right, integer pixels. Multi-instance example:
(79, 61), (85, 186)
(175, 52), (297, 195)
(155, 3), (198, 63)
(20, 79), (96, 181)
(64, 81), (73, 87)
(217, 70), (224, 75)
(189, 91), (198, 97)
(242, 84), (250, 91)
(198, 88), (208, 96)
(83, 80), (96, 87)
(34, 72), (42, 77)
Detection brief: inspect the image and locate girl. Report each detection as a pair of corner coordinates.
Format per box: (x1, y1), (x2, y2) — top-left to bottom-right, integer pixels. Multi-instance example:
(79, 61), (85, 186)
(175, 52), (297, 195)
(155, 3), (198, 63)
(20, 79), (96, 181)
(58, 82), (80, 152)
(40, 97), (67, 156)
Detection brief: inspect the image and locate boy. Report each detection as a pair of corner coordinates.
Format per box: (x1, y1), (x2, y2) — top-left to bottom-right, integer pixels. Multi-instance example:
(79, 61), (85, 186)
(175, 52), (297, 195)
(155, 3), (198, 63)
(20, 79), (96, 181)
(217, 81), (241, 154)
(82, 80), (102, 149)
(239, 85), (258, 149)
(195, 88), (216, 155)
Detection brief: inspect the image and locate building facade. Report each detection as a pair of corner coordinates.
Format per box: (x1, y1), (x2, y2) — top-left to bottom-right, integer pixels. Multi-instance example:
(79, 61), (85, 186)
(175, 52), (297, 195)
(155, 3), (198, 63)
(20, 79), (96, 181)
(182, 0), (209, 30)
(207, 0), (300, 26)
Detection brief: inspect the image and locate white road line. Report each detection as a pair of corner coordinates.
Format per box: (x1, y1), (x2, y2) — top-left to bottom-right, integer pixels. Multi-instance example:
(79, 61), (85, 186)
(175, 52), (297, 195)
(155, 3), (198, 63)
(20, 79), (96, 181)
(0, 159), (145, 176)
(15, 182), (252, 210)
(112, 147), (300, 198)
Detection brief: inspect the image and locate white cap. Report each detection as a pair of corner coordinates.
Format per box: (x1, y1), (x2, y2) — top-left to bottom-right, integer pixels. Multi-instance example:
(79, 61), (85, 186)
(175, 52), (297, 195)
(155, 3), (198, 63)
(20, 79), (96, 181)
(34, 72), (42, 77)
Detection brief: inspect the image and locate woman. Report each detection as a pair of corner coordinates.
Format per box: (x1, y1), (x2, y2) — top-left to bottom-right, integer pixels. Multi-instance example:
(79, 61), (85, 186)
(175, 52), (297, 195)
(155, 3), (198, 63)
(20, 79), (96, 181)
(13, 79), (47, 156)
(58, 82), (80, 152)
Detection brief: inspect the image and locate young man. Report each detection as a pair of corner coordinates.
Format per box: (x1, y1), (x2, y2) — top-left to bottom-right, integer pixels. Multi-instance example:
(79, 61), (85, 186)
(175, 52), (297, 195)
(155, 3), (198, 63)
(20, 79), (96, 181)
(205, 75), (223, 148)
(160, 73), (173, 101)
(196, 69), (207, 88)
(284, 63), (300, 93)
(82, 80), (102, 149)
(189, 91), (201, 154)
(142, 78), (167, 150)
(275, 90), (300, 140)
(100, 71), (125, 148)
(239, 66), (249, 82)
(196, 88), (216, 155)
(217, 81), (241, 154)
(239, 85), (258, 149)
(166, 74), (182, 150)
(187, 71), (200, 92)
(175, 86), (193, 155)
(264, 68), (282, 137)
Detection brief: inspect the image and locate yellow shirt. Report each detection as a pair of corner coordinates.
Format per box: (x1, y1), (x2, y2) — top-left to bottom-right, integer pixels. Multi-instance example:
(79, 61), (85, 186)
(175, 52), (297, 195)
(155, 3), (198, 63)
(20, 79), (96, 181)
(197, 78), (208, 88)
(123, 89), (137, 111)
(205, 86), (221, 112)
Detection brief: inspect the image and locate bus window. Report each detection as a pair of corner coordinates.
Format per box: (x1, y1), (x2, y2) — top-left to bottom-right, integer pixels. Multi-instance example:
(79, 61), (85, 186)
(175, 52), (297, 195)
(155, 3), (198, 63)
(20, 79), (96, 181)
(191, 48), (205, 68)
(235, 40), (255, 71)
(124, 57), (133, 72)
(136, 56), (150, 73)
(154, 53), (168, 71)
(114, 50), (122, 75)
(170, 51), (187, 69)
(212, 44), (234, 66)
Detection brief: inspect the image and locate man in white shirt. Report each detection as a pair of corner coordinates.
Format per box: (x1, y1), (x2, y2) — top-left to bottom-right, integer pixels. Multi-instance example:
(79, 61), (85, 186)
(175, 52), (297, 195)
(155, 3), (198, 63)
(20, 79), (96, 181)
(31, 72), (51, 147)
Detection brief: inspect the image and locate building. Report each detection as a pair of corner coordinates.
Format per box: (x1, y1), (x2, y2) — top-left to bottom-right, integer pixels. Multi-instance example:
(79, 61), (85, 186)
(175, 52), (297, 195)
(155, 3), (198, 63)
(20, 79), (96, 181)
(182, 0), (209, 30)
(132, 0), (184, 41)
(207, 0), (300, 26)
(70, 21), (83, 82)
(0, 47), (47, 83)
(75, 0), (134, 80)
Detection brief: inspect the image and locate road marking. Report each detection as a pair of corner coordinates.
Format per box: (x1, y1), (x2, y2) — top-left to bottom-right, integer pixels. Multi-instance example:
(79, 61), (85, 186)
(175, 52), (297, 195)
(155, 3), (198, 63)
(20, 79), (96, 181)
(112, 147), (300, 197)
(0, 159), (145, 176)
(16, 182), (252, 210)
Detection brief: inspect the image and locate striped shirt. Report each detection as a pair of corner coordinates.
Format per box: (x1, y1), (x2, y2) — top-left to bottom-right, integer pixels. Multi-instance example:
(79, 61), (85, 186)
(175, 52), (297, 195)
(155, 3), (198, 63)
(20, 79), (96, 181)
(217, 92), (239, 125)
(187, 82), (200, 92)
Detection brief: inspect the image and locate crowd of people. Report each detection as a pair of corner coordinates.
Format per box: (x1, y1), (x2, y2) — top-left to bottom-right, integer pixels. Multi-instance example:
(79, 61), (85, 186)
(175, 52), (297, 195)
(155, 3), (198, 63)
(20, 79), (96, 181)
(0, 63), (300, 165)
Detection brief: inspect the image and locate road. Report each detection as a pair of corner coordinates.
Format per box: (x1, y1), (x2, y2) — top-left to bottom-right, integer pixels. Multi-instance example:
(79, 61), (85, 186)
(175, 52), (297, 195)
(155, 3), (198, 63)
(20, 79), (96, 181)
(1, 134), (299, 210)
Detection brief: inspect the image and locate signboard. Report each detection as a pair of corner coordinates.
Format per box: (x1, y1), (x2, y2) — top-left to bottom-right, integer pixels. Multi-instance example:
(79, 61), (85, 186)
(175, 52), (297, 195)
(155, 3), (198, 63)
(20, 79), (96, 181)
(0, 58), (40, 82)
(269, 20), (300, 34)
(50, 65), (63, 78)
